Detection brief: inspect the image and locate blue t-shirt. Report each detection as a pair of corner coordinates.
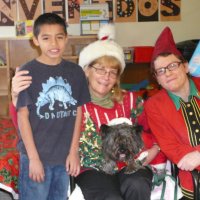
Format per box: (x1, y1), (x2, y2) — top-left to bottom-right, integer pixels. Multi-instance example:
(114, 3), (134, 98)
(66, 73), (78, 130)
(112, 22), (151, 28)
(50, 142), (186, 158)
(17, 59), (90, 166)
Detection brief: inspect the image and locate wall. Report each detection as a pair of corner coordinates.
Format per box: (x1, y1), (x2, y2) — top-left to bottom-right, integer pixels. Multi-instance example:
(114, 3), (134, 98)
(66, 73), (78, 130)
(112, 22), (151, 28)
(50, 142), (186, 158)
(0, 0), (200, 46)
(115, 0), (200, 46)
(68, 0), (200, 46)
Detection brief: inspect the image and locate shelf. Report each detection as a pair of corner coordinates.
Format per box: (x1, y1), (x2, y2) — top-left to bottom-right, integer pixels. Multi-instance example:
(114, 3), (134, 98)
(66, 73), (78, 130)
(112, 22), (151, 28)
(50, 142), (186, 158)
(0, 35), (97, 40)
(0, 66), (7, 69)
(63, 55), (78, 60)
(0, 89), (8, 96)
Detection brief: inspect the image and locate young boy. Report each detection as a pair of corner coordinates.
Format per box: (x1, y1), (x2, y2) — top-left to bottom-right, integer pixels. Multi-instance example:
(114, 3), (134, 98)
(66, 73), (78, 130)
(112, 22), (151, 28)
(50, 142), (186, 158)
(16, 13), (90, 200)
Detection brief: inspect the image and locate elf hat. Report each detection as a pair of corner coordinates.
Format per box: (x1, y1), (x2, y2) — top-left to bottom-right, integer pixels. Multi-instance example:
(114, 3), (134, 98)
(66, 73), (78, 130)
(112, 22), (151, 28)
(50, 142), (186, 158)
(79, 24), (126, 73)
(151, 26), (182, 63)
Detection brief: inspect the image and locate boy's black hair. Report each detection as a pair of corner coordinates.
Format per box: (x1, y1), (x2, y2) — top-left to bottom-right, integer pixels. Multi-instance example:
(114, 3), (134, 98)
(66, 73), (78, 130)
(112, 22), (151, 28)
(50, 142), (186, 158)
(33, 13), (67, 38)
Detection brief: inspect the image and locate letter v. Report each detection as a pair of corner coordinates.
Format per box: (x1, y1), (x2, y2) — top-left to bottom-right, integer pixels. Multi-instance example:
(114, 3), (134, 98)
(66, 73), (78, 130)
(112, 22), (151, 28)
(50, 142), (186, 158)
(19, 0), (39, 19)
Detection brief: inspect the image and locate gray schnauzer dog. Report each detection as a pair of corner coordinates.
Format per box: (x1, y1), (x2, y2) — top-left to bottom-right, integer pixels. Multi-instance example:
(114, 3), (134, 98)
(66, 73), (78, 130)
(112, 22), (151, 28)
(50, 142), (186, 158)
(100, 122), (144, 175)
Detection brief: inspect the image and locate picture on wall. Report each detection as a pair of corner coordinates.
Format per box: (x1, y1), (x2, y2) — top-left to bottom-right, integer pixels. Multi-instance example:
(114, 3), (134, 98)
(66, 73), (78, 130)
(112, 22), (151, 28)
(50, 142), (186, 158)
(15, 20), (34, 38)
(80, 3), (109, 35)
(91, 0), (113, 21)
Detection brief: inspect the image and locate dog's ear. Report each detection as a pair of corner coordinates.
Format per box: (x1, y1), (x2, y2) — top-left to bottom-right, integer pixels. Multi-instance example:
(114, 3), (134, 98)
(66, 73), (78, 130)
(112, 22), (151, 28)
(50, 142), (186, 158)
(100, 124), (110, 139)
(133, 125), (143, 135)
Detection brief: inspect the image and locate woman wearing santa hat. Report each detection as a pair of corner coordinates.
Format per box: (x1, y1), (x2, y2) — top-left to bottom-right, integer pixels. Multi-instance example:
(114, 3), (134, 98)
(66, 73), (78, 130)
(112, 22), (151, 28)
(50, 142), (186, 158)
(145, 26), (200, 200)
(11, 24), (167, 200)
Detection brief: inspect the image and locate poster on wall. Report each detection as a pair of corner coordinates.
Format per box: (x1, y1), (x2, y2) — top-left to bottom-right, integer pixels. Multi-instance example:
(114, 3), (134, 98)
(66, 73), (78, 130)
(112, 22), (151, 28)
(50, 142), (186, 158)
(18, 0), (42, 21)
(138, 0), (158, 22)
(15, 20), (34, 38)
(114, 0), (136, 23)
(80, 3), (109, 35)
(160, 0), (181, 21)
(0, 0), (17, 26)
(91, 0), (113, 21)
(43, 0), (67, 20)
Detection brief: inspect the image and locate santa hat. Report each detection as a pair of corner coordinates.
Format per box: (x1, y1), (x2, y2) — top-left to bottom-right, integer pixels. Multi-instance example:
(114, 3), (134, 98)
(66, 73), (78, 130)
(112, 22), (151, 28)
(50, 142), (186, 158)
(151, 27), (182, 62)
(79, 24), (126, 73)
(108, 117), (132, 126)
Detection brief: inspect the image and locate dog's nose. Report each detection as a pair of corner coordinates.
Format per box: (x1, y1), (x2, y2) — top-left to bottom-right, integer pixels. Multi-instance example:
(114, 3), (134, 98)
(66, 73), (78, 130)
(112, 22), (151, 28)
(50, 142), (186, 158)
(119, 146), (127, 153)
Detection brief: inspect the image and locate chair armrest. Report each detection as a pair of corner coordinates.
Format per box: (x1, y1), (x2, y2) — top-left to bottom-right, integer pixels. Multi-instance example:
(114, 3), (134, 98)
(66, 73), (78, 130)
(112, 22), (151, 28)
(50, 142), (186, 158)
(170, 162), (200, 200)
(70, 176), (76, 194)
(191, 170), (200, 200)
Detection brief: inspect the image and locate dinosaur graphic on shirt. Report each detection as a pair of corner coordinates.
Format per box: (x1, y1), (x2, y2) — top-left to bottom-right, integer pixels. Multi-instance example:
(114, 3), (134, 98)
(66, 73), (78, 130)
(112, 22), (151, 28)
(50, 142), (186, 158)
(36, 76), (77, 118)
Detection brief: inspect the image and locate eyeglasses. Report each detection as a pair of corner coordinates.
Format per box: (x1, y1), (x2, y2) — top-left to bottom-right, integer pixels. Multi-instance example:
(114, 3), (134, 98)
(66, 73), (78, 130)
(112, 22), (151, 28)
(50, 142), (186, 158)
(91, 65), (118, 79)
(154, 61), (182, 76)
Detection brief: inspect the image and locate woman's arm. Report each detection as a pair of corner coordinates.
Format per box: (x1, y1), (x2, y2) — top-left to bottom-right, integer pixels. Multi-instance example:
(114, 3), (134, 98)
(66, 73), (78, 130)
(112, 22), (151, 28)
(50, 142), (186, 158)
(66, 106), (82, 177)
(12, 69), (32, 106)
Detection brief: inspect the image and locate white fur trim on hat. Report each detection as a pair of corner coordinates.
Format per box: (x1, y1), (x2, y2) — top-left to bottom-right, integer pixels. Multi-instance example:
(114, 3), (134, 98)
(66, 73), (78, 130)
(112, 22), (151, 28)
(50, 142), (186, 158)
(108, 117), (132, 126)
(79, 24), (125, 73)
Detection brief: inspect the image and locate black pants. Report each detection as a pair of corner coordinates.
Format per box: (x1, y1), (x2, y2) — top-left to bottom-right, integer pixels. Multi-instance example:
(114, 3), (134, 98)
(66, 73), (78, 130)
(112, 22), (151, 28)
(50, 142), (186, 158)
(75, 168), (153, 200)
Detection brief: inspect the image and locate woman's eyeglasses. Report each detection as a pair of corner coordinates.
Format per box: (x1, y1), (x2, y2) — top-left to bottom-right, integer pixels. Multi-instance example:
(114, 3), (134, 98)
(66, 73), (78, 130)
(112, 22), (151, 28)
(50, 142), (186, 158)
(91, 65), (118, 79)
(154, 61), (182, 76)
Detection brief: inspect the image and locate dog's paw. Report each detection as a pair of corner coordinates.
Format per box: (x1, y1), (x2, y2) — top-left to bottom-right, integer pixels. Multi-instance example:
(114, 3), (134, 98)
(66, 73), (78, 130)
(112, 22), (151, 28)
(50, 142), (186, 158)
(125, 160), (144, 174)
(124, 168), (136, 174)
(101, 160), (117, 175)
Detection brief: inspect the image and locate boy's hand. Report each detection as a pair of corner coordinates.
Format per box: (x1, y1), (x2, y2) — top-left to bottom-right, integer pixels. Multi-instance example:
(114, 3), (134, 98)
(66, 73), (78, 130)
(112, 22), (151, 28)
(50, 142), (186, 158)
(66, 151), (80, 177)
(29, 158), (45, 182)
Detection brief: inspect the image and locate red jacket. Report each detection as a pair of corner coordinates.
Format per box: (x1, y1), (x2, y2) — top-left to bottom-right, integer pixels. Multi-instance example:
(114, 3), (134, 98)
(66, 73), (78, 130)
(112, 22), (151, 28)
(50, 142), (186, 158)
(145, 77), (200, 198)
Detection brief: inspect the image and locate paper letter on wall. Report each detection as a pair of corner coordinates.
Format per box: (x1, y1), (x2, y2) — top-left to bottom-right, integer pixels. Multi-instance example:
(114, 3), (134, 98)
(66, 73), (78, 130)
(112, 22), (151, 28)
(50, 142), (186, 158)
(0, 0), (17, 26)
(160, 0), (181, 21)
(18, 0), (42, 20)
(115, 0), (136, 22)
(43, 0), (66, 19)
(138, 0), (158, 22)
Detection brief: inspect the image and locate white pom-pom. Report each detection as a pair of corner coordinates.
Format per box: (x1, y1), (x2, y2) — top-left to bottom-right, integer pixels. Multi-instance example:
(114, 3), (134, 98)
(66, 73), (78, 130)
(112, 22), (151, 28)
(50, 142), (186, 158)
(136, 151), (148, 161)
(98, 23), (115, 41)
(108, 117), (132, 126)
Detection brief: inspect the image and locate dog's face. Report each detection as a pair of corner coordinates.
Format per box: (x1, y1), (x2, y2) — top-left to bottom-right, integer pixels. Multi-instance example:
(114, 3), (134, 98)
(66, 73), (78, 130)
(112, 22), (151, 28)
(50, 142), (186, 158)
(100, 123), (144, 174)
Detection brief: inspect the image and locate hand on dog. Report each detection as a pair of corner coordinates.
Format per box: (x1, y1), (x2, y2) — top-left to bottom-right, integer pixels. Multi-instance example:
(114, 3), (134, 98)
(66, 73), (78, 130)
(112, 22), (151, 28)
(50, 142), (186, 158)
(142, 145), (160, 166)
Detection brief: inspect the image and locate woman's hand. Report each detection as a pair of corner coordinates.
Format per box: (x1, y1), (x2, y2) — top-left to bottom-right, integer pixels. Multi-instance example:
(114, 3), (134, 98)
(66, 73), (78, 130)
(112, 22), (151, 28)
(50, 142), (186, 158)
(66, 151), (80, 177)
(142, 144), (160, 166)
(12, 68), (32, 106)
(177, 150), (200, 171)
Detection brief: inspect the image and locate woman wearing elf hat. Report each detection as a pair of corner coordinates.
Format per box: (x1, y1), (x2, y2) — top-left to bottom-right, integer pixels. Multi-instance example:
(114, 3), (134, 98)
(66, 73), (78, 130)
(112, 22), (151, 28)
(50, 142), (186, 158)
(11, 24), (167, 200)
(145, 27), (200, 200)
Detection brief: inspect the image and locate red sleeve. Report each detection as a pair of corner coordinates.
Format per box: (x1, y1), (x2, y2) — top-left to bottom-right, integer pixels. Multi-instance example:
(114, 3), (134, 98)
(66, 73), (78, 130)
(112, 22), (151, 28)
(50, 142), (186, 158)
(145, 98), (200, 170)
(9, 103), (18, 130)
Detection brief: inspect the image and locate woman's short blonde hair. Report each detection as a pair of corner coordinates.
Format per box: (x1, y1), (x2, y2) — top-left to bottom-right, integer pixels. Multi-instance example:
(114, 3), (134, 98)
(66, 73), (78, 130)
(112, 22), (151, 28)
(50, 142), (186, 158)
(88, 55), (126, 103)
